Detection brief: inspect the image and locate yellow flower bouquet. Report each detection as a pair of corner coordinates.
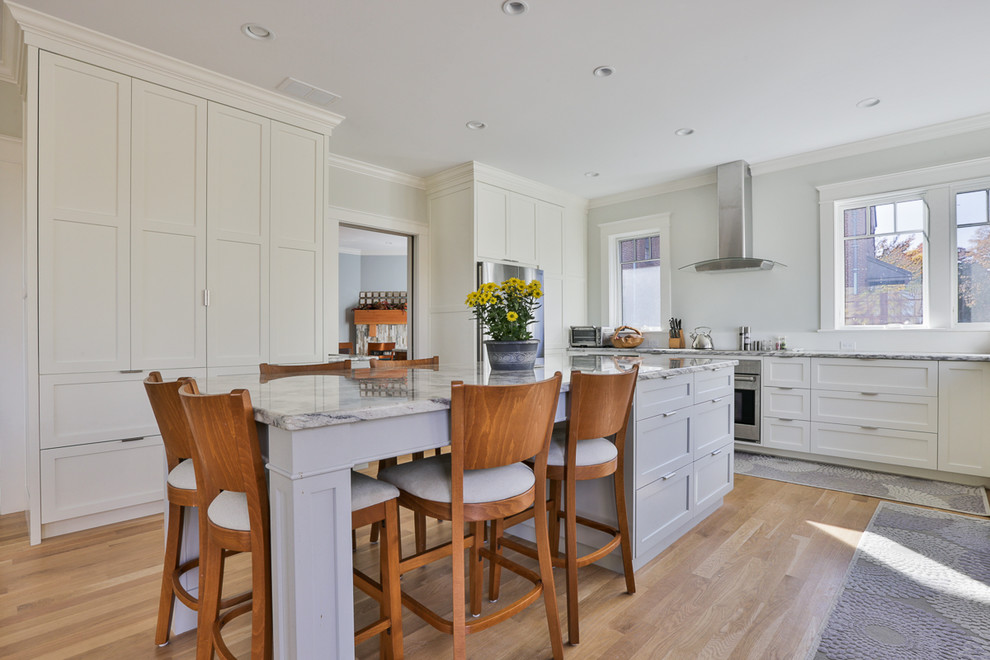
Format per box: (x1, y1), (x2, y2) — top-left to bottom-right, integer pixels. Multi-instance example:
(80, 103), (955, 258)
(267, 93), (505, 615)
(465, 277), (543, 341)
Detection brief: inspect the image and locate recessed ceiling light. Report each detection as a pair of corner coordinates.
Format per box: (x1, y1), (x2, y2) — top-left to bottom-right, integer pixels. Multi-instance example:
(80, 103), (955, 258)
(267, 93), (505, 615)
(466, 121), (487, 130)
(241, 23), (275, 40)
(502, 1), (529, 15)
(856, 97), (881, 108)
(674, 127), (695, 136)
(593, 66), (615, 78)
(584, 171), (600, 178)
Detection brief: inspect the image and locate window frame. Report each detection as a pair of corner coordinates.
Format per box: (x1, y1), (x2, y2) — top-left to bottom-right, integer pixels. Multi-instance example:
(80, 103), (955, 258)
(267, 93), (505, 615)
(818, 156), (990, 332)
(599, 213), (672, 332)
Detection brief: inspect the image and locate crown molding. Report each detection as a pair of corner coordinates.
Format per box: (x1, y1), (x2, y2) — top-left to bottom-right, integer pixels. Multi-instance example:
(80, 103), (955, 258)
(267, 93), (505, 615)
(816, 155), (990, 203)
(426, 160), (588, 208)
(0, 133), (20, 162)
(6, 1), (344, 134)
(588, 172), (716, 209)
(0, 3), (25, 90)
(327, 152), (425, 190)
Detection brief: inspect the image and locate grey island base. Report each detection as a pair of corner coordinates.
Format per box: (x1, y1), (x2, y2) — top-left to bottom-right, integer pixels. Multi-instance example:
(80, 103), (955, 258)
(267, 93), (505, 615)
(184, 353), (735, 659)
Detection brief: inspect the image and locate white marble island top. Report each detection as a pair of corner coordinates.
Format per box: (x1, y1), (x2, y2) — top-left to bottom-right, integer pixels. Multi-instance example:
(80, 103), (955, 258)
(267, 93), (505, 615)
(202, 354), (737, 432)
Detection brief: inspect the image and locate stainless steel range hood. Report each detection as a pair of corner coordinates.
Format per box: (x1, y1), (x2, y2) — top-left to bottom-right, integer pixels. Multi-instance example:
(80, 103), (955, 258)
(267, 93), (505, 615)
(682, 160), (784, 272)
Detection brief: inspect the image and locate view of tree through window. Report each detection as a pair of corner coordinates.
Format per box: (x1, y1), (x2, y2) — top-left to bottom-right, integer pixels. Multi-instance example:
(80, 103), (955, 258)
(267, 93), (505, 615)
(842, 200), (925, 326)
(619, 235), (662, 329)
(956, 189), (990, 323)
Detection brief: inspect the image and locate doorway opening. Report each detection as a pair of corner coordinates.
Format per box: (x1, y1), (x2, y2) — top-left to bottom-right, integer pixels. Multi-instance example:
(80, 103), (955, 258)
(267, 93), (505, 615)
(338, 225), (413, 358)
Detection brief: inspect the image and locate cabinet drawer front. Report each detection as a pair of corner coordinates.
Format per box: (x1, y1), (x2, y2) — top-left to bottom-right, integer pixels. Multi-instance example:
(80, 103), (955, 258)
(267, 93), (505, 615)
(635, 412), (692, 489)
(763, 387), (811, 420)
(635, 465), (693, 557)
(811, 358), (938, 396)
(41, 437), (165, 522)
(811, 422), (937, 469)
(763, 357), (811, 388)
(694, 443), (734, 510)
(41, 373), (158, 449)
(636, 375), (693, 420)
(810, 391), (937, 433)
(694, 368), (733, 403)
(692, 397), (734, 457)
(762, 418), (811, 452)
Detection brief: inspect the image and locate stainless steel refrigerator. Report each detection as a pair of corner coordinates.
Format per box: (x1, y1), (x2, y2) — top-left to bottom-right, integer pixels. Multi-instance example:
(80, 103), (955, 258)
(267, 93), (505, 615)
(477, 261), (545, 367)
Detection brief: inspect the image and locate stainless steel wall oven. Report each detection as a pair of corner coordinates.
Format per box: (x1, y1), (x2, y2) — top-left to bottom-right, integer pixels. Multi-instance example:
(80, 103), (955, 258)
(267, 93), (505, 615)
(734, 359), (761, 442)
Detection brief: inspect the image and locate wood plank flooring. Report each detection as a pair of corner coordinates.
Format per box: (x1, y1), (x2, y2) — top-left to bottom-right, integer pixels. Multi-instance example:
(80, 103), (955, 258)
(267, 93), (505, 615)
(0, 474), (881, 659)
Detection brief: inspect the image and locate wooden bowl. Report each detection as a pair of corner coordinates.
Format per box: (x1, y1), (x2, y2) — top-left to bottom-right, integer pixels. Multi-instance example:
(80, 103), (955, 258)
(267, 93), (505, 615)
(611, 325), (644, 348)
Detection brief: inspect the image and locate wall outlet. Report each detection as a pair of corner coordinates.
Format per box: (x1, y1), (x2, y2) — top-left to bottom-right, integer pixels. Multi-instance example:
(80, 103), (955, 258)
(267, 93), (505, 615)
(839, 340), (856, 350)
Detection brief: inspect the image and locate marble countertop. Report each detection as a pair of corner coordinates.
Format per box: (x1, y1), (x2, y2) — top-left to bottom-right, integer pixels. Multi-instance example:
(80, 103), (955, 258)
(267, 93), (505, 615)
(202, 354), (736, 431)
(569, 347), (990, 362)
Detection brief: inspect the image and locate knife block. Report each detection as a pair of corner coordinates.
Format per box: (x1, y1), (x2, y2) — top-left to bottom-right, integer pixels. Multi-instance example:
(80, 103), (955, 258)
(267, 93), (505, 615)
(668, 332), (684, 348)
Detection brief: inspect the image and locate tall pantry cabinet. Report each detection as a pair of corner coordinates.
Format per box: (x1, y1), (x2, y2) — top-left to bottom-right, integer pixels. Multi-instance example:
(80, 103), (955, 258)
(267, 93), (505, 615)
(27, 45), (335, 544)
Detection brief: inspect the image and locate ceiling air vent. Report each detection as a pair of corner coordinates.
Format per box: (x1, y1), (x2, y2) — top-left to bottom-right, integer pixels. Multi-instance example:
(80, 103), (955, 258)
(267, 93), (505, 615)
(276, 77), (341, 108)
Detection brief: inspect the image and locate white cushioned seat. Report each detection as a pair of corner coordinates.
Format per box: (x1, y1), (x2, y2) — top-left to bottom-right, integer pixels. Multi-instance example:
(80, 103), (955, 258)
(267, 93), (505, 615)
(207, 491), (249, 531)
(379, 454), (534, 504)
(166, 458), (197, 490)
(351, 470), (400, 511)
(547, 431), (618, 467)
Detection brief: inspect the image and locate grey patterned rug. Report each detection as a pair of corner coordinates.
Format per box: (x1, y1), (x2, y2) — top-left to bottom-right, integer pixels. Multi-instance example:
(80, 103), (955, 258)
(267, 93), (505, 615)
(811, 502), (990, 660)
(735, 451), (990, 516)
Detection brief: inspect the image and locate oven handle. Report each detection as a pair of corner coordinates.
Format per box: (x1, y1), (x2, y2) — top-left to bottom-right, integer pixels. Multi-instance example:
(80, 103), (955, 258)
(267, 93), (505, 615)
(735, 375), (758, 383)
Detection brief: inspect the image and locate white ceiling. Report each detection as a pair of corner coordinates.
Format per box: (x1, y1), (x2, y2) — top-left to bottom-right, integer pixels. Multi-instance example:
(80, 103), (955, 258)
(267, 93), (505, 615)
(13, 0), (990, 199)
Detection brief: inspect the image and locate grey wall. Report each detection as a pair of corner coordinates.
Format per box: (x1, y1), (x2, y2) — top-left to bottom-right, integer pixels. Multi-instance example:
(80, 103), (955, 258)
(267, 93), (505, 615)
(588, 126), (990, 353)
(337, 253), (407, 345)
(0, 81), (20, 138)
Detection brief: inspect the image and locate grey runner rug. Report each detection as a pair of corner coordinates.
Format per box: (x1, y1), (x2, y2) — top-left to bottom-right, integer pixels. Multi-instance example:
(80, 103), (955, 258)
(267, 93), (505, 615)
(735, 451), (990, 516)
(810, 502), (990, 659)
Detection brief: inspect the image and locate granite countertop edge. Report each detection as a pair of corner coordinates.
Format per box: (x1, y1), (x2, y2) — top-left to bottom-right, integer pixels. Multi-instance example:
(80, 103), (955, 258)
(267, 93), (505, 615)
(570, 347), (990, 362)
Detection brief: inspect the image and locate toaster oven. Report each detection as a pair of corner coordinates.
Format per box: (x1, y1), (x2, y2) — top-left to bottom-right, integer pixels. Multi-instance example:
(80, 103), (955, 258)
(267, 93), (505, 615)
(569, 326), (603, 348)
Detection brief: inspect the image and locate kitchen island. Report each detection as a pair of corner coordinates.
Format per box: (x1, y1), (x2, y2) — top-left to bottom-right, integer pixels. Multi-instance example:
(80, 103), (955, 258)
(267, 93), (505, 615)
(199, 353), (736, 659)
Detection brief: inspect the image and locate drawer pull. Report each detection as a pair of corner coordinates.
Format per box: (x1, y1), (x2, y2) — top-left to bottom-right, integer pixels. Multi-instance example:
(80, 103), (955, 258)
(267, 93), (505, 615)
(859, 426), (879, 431)
(776, 386), (794, 390)
(861, 392), (879, 396)
(662, 410), (678, 418)
(711, 449), (722, 456)
(119, 369), (143, 374)
(660, 471), (677, 481)
(711, 396), (726, 403)
(777, 418), (794, 422)
(119, 436), (147, 443)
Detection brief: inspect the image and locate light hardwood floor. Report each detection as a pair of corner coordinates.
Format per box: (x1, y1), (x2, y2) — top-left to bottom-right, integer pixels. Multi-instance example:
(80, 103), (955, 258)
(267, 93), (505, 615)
(0, 474), (880, 659)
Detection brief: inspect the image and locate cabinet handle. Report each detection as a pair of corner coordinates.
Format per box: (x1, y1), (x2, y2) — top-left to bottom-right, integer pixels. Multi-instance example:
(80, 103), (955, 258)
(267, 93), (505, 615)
(662, 410), (678, 417)
(660, 471), (677, 481)
(776, 386), (794, 390)
(711, 449), (722, 456)
(119, 369), (143, 374)
(711, 396), (726, 403)
(859, 426), (879, 431)
(777, 418), (794, 422)
(119, 436), (146, 443)
(203, 289), (211, 307)
(861, 392), (879, 396)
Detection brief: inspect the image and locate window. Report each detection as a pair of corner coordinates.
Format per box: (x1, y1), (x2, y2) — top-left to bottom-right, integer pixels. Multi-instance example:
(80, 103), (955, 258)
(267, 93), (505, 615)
(819, 156), (990, 331)
(599, 213), (671, 332)
(841, 199), (926, 326)
(955, 188), (990, 323)
(618, 234), (662, 329)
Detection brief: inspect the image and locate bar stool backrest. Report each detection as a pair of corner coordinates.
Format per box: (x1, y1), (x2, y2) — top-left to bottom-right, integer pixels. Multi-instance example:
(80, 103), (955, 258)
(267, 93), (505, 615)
(144, 371), (196, 471)
(568, 366), (639, 446)
(453, 373), (562, 471)
(259, 360), (352, 378)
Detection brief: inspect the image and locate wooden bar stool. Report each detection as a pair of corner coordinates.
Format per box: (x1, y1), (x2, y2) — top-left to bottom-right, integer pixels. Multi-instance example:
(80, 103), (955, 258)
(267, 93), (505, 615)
(369, 355), (440, 550)
(351, 471), (404, 658)
(259, 359), (351, 380)
(144, 372), (250, 647)
(367, 342), (396, 360)
(490, 366), (639, 645)
(378, 374), (565, 660)
(179, 381), (272, 660)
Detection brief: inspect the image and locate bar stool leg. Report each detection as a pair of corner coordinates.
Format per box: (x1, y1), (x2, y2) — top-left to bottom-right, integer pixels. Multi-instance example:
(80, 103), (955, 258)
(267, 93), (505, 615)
(155, 500), (185, 645)
(564, 473), (580, 644)
(614, 471), (636, 594)
(197, 541), (224, 660)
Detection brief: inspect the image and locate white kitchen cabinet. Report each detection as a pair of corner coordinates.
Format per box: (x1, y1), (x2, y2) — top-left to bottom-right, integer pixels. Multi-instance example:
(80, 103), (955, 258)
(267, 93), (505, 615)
(636, 373), (694, 418)
(38, 52), (131, 374)
(811, 358), (938, 396)
(695, 369), (734, 403)
(811, 422), (937, 469)
(763, 356), (811, 388)
(810, 390), (937, 434)
(763, 387), (811, 420)
(634, 463), (693, 558)
(270, 121), (325, 364)
(762, 418), (811, 452)
(206, 102), (271, 368)
(536, 201), (564, 276)
(692, 396), (734, 456)
(634, 411), (692, 488)
(694, 442), (734, 510)
(131, 81), (207, 370)
(476, 183), (538, 265)
(938, 361), (990, 477)
(543, 277), (565, 351)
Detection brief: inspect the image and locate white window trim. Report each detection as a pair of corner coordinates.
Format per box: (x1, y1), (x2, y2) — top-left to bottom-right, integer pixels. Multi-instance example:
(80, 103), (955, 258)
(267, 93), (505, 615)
(818, 156), (990, 332)
(598, 213), (672, 331)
